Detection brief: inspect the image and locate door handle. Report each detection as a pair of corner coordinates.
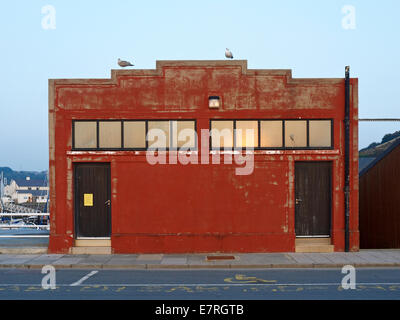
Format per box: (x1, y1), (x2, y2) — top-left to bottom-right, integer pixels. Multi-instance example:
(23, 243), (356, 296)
(105, 200), (111, 206)
(295, 198), (302, 205)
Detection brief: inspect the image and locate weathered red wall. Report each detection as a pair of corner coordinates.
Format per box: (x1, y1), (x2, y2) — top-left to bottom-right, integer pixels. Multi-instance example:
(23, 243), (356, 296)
(48, 60), (359, 253)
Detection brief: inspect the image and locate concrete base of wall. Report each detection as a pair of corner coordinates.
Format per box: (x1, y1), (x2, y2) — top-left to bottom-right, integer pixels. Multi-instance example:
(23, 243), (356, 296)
(295, 237), (334, 253)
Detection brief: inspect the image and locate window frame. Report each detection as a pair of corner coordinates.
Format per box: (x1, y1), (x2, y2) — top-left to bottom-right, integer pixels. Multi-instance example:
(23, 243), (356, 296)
(72, 119), (198, 151)
(210, 119), (334, 150)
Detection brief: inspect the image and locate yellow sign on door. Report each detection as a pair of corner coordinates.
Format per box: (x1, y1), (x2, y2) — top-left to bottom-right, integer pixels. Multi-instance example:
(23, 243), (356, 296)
(84, 193), (93, 206)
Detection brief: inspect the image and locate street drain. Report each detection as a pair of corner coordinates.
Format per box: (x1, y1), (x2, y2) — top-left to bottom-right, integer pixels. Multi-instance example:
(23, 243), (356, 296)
(206, 255), (236, 261)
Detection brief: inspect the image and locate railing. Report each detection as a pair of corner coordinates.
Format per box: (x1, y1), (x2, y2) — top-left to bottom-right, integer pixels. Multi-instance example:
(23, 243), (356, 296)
(2, 202), (44, 214)
(0, 213), (50, 238)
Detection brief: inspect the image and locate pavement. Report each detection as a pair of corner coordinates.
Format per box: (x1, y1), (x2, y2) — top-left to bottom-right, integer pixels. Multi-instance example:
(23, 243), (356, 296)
(1, 249), (400, 269)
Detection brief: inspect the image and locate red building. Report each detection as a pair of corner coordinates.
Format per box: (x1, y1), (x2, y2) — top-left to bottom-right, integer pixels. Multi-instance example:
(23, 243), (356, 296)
(48, 60), (359, 254)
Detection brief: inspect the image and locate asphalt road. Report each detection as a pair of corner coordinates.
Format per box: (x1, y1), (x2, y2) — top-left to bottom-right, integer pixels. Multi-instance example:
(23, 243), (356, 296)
(0, 267), (399, 300)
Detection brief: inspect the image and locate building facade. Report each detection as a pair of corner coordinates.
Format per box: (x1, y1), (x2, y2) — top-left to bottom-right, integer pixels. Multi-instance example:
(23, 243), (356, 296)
(48, 60), (359, 254)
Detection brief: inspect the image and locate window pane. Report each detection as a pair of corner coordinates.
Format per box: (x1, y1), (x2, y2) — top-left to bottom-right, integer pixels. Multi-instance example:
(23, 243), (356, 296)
(74, 121), (97, 148)
(260, 121), (283, 147)
(99, 121), (121, 148)
(124, 121), (146, 148)
(235, 121), (258, 148)
(211, 120), (234, 148)
(309, 120), (332, 147)
(171, 121), (196, 149)
(148, 121), (170, 149)
(285, 120), (307, 147)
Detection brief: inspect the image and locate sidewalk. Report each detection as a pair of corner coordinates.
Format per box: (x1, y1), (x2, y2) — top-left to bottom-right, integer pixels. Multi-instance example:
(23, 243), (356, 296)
(1, 250), (400, 269)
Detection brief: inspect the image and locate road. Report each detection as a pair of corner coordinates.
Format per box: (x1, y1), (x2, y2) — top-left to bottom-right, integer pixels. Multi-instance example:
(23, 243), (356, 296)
(0, 267), (399, 300)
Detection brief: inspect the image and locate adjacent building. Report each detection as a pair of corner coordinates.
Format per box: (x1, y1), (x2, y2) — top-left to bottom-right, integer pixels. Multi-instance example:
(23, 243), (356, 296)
(48, 60), (359, 254)
(359, 138), (400, 248)
(3, 177), (49, 204)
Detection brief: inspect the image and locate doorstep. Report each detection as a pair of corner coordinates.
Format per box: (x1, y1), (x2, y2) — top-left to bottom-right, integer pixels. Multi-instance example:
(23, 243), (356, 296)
(295, 237), (334, 253)
(70, 239), (112, 254)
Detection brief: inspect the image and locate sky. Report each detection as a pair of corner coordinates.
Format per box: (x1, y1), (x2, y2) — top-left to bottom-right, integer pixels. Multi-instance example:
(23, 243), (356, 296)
(0, 0), (399, 171)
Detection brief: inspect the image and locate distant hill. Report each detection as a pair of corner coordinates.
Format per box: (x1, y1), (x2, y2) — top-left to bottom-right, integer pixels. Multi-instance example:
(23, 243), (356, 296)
(0, 167), (47, 185)
(359, 130), (400, 158)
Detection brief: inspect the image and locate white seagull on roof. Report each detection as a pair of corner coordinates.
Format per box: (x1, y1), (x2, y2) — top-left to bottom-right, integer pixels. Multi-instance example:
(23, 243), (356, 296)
(118, 58), (134, 67)
(225, 48), (233, 59)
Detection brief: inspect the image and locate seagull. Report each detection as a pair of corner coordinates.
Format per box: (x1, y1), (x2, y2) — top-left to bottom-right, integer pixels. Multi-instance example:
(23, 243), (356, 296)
(118, 58), (134, 67)
(225, 48), (233, 59)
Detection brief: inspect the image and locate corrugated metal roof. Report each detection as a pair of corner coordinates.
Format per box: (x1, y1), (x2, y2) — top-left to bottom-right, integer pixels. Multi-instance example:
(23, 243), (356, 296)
(359, 157), (376, 173)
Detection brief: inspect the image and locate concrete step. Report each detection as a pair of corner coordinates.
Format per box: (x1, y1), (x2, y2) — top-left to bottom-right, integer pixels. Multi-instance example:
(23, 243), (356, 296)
(295, 237), (334, 253)
(75, 239), (111, 247)
(296, 237), (331, 245)
(70, 246), (112, 254)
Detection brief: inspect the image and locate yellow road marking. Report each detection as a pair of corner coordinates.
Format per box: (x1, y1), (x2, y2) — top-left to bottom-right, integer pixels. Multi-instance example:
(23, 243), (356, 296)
(224, 274), (277, 284)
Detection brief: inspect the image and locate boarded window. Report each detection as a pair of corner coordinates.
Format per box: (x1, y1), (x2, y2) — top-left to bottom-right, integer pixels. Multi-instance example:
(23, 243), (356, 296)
(74, 121), (97, 149)
(171, 121), (196, 149)
(148, 121), (170, 149)
(99, 121), (121, 148)
(260, 121), (283, 147)
(235, 121), (258, 148)
(124, 121), (146, 148)
(285, 120), (307, 147)
(211, 120), (234, 149)
(309, 120), (332, 147)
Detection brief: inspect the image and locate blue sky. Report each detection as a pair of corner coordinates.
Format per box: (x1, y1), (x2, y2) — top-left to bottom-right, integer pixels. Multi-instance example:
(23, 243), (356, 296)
(0, 0), (399, 171)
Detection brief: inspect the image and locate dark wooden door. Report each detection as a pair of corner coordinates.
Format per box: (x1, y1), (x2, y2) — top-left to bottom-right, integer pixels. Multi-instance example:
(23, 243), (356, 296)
(295, 162), (331, 237)
(74, 163), (111, 238)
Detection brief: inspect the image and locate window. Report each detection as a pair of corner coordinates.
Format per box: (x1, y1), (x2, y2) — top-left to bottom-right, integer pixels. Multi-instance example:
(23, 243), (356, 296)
(148, 120), (197, 150)
(99, 121), (121, 148)
(309, 120), (332, 147)
(210, 120), (234, 149)
(171, 120), (196, 149)
(210, 119), (333, 150)
(147, 121), (170, 149)
(72, 119), (197, 150)
(123, 121), (146, 149)
(284, 120), (307, 147)
(73, 121), (97, 149)
(72, 119), (332, 151)
(260, 121), (283, 147)
(235, 121), (258, 148)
